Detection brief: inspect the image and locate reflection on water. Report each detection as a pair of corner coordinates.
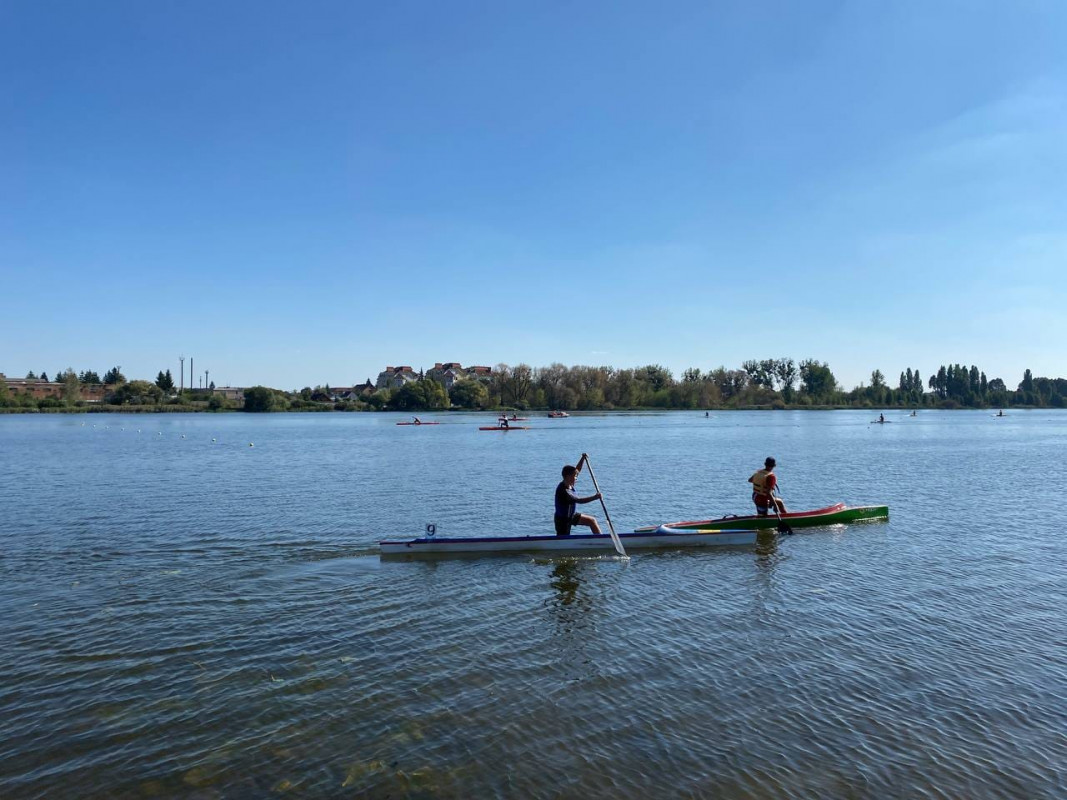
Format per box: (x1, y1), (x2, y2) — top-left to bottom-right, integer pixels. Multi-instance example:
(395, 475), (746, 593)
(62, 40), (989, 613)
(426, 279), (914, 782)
(548, 557), (585, 609)
(541, 557), (602, 681)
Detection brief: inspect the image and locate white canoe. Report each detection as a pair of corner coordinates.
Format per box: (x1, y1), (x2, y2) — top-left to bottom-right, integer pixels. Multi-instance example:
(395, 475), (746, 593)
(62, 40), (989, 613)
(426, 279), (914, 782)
(379, 526), (756, 556)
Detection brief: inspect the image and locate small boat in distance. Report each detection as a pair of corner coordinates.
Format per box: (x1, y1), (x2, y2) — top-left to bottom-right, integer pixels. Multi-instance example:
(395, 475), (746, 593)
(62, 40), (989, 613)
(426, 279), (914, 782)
(547, 410), (570, 418)
(479, 425), (530, 431)
(634, 503), (888, 532)
(380, 526), (756, 556)
(396, 421), (440, 426)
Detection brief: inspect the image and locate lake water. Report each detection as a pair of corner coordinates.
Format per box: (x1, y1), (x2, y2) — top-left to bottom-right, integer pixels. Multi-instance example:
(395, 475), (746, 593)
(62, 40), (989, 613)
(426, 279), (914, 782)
(1, 410), (1065, 798)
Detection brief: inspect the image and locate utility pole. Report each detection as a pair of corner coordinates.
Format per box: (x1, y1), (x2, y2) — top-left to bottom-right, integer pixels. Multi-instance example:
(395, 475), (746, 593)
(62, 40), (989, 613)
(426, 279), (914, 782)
(190, 358), (193, 391)
(205, 370), (210, 391)
(179, 355), (184, 394)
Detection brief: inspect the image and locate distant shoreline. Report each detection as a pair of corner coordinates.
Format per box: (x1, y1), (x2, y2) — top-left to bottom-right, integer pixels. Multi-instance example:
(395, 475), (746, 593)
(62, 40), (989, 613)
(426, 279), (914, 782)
(0, 405), (1039, 415)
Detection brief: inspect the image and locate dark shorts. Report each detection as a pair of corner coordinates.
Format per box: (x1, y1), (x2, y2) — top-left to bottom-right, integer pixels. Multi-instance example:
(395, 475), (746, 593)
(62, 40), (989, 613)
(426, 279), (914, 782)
(554, 513), (581, 536)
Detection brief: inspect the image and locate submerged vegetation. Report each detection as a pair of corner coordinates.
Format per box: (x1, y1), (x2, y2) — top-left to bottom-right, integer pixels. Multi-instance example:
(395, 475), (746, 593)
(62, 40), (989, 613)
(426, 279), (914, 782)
(3, 359), (1064, 413)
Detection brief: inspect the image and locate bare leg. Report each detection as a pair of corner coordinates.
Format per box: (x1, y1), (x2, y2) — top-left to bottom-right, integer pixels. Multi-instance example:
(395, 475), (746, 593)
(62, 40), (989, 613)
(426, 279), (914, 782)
(577, 514), (602, 535)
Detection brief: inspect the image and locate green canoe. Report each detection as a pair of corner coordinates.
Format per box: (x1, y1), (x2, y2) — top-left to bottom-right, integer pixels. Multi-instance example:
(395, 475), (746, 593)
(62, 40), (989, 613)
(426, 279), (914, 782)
(635, 503), (889, 532)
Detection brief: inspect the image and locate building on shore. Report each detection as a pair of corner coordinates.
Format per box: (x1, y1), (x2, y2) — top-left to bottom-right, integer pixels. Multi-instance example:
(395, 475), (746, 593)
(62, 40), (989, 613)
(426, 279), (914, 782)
(0, 375), (108, 403)
(374, 364), (493, 392)
(425, 362), (465, 390)
(375, 366), (418, 389)
(212, 386), (245, 403)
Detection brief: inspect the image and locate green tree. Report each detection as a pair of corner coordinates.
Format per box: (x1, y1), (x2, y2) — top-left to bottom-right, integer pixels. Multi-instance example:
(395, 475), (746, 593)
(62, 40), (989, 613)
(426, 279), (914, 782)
(109, 380), (163, 405)
(799, 359), (838, 402)
(0, 375), (9, 407)
(244, 386), (282, 412)
(40, 372), (49, 382)
(391, 379), (449, 411)
(155, 369), (176, 393)
(25, 371), (37, 379)
(366, 388), (392, 409)
(60, 369), (81, 405)
(640, 364), (673, 392)
(103, 366), (126, 385)
(79, 370), (101, 384)
(449, 379), (489, 409)
(774, 358), (798, 401)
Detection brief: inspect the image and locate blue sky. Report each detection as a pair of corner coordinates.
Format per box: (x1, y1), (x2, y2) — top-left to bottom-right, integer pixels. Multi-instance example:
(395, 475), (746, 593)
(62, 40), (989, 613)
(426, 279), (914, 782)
(3, 1), (1066, 390)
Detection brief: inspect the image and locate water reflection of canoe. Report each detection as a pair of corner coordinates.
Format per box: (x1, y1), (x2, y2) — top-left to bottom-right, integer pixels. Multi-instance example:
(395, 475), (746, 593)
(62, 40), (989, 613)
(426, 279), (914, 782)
(380, 526), (756, 556)
(635, 503), (889, 532)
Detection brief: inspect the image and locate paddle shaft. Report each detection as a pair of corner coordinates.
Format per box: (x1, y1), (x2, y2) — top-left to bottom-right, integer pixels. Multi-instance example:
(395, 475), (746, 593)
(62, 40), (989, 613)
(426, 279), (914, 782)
(770, 488), (793, 535)
(581, 456), (627, 557)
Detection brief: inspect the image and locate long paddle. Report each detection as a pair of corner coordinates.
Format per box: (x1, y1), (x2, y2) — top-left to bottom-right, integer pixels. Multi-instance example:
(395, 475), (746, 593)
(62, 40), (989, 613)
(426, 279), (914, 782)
(581, 453), (627, 557)
(770, 489), (793, 535)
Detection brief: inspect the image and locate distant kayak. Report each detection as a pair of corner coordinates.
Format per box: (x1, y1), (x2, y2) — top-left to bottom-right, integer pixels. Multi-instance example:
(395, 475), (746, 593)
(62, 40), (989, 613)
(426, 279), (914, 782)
(479, 426), (530, 431)
(872, 419), (892, 424)
(396, 422), (440, 426)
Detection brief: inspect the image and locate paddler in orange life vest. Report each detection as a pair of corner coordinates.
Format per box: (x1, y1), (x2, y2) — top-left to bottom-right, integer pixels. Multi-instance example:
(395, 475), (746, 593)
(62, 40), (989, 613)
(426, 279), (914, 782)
(748, 457), (787, 516)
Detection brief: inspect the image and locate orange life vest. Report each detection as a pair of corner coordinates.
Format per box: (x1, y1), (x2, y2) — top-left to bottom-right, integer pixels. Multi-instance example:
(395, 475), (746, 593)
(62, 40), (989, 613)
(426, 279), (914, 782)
(749, 469), (775, 498)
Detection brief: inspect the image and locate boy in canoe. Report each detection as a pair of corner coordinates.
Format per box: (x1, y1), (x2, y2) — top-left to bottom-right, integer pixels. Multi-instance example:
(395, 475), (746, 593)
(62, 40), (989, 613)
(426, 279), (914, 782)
(748, 457), (787, 516)
(554, 456), (603, 536)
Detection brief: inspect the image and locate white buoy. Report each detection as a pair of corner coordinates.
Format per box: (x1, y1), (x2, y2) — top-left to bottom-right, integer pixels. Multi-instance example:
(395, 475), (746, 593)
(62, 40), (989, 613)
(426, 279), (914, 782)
(181, 434), (186, 439)
(212, 438), (216, 442)
(249, 442), (254, 447)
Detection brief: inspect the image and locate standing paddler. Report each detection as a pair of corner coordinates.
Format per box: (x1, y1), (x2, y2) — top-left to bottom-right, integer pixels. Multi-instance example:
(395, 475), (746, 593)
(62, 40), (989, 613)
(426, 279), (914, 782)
(748, 457), (787, 516)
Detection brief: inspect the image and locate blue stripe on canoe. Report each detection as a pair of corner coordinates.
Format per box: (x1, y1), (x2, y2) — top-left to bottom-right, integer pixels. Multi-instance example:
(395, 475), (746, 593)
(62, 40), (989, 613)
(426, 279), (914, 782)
(379, 529), (746, 546)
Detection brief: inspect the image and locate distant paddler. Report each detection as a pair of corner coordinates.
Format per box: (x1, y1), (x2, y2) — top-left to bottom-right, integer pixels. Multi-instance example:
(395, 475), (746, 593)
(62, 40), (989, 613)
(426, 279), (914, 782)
(412, 416), (422, 425)
(554, 456), (602, 536)
(748, 457), (787, 516)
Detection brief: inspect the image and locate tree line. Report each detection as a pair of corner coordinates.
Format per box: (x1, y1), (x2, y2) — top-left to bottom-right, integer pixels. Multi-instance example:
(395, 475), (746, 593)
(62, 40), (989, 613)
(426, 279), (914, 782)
(4, 359), (1065, 412)
(277, 359), (1065, 411)
(0, 366), (233, 411)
